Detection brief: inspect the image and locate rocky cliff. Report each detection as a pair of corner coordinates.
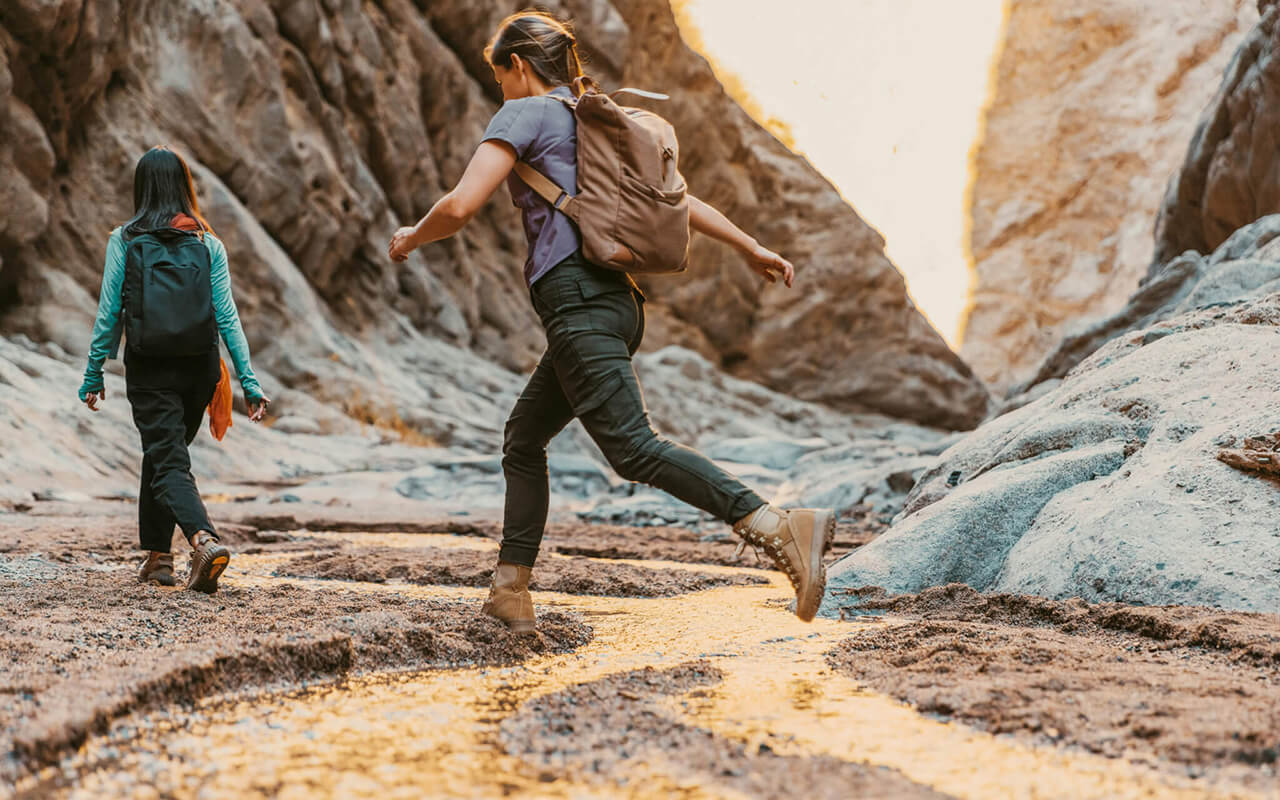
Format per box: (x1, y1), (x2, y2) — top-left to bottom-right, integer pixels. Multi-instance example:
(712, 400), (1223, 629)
(961, 0), (1257, 395)
(1153, 1), (1280, 269)
(0, 0), (990, 439)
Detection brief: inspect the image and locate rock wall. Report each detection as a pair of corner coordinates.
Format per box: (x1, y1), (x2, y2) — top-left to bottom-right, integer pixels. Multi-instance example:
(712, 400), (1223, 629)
(1153, 2), (1280, 269)
(961, 0), (1257, 395)
(0, 0), (990, 432)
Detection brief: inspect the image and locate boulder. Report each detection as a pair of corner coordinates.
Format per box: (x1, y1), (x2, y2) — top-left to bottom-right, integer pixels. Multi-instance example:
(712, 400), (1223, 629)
(827, 285), (1280, 612)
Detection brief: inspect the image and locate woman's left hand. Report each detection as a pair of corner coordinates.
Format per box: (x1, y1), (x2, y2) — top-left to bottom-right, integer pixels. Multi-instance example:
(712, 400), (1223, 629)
(388, 226), (420, 263)
(248, 396), (271, 423)
(744, 243), (795, 288)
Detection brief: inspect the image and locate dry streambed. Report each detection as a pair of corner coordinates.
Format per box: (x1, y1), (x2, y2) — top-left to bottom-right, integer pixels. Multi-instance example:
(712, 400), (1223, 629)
(0, 553), (590, 785)
(5, 506), (1278, 797)
(828, 584), (1280, 789)
(214, 503), (885, 564)
(274, 545), (768, 596)
(502, 661), (952, 798)
(0, 507), (773, 788)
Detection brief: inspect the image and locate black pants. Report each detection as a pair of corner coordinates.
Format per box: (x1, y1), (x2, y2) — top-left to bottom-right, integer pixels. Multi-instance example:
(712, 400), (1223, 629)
(125, 349), (219, 552)
(499, 252), (766, 567)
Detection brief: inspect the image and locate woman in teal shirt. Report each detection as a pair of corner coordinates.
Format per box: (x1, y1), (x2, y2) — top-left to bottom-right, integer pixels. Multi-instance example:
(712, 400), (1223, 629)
(79, 146), (269, 592)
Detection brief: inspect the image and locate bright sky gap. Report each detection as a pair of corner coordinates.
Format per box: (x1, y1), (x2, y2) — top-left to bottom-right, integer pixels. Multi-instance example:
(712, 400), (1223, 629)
(671, 0), (1008, 348)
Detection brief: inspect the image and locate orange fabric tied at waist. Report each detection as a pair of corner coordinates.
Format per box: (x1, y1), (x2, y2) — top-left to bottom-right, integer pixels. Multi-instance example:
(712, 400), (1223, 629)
(167, 212), (230, 441)
(208, 358), (233, 442)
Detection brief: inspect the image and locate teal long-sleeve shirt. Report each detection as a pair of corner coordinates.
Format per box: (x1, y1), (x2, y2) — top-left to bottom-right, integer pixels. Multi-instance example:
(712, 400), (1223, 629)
(78, 227), (264, 403)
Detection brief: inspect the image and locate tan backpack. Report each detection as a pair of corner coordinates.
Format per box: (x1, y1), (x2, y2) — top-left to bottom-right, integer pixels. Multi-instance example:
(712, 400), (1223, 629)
(513, 77), (690, 275)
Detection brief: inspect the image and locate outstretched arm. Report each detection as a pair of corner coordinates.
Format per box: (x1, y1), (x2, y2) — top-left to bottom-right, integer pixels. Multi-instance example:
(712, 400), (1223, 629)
(689, 195), (794, 287)
(388, 141), (517, 262)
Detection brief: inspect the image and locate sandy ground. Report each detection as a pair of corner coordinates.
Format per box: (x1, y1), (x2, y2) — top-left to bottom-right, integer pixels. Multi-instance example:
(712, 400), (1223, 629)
(827, 584), (1280, 788)
(501, 661), (952, 798)
(276, 546), (769, 596)
(0, 511), (590, 784)
(5, 496), (1279, 795)
(209, 500), (885, 565)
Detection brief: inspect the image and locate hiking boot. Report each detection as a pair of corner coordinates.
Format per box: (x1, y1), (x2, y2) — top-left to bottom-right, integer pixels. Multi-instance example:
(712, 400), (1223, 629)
(481, 561), (535, 634)
(186, 531), (230, 594)
(138, 551), (176, 586)
(733, 504), (835, 622)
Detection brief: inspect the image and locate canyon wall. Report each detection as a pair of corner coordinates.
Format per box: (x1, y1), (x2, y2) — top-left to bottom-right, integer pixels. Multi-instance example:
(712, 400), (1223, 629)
(961, 0), (1257, 394)
(0, 0), (990, 434)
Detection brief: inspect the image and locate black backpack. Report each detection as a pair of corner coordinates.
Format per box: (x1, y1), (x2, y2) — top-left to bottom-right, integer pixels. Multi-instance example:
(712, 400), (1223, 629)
(121, 228), (217, 358)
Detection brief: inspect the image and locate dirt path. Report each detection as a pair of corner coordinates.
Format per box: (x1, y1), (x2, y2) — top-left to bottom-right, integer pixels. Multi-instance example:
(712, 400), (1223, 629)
(827, 585), (1280, 791)
(3, 506), (1276, 798)
(211, 501), (886, 564)
(5, 531), (1268, 798)
(275, 544), (768, 596)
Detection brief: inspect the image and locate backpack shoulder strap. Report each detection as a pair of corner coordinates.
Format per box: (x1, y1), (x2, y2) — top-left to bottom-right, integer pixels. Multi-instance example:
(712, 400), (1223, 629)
(513, 162), (579, 218)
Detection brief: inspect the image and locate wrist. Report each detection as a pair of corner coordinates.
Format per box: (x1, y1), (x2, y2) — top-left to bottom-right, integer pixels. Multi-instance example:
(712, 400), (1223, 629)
(734, 236), (759, 256)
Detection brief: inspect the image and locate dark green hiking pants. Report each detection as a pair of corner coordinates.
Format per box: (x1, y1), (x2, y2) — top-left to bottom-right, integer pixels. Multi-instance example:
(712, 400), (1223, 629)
(499, 252), (766, 567)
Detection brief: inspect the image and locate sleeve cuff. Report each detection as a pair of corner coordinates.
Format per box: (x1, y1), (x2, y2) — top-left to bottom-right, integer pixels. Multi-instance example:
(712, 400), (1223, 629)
(78, 374), (104, 402)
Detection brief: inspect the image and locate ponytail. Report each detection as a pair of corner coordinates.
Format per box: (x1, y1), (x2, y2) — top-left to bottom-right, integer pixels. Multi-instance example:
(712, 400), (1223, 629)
(484, 11), (586, 89)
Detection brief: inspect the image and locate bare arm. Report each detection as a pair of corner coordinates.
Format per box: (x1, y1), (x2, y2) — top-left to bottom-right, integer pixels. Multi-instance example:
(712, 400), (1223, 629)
(388, 141), (517, 261)
(689, 195), (794, 287)
(689, 195), (757, 252)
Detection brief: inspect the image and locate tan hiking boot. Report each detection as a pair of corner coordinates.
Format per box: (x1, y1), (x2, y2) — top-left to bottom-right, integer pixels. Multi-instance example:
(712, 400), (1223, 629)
(138, 551), (176, 586)
(734, 504), (835, 622)
(186, 531), (230, 594)
(481, 561), (536, 633)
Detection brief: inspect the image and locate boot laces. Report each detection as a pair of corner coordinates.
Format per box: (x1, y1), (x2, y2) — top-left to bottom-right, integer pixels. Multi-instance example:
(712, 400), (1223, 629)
(734, 527), (800, 589)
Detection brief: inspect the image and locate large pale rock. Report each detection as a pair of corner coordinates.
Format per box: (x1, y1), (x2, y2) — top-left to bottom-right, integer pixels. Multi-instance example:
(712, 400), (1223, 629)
(0, 0), (989, 432)
(962, 0), (1257, 394)
(827, 227), (1280, 611)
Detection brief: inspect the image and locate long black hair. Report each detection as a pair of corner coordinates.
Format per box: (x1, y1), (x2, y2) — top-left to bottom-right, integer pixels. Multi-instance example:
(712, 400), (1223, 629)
(122, 146), (214, 239)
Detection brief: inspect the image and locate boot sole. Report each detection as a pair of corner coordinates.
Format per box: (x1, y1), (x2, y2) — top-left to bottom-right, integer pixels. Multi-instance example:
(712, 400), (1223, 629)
(796, 510), (835, 622)
(139, 573), (176, 587)
(481, 602), (536, 634)
(187, 545), (230, 594)
(481, 601), (537, 632)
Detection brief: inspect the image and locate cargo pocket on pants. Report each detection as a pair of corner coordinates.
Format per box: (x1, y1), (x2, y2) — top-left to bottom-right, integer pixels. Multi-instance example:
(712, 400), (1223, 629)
(570, 370), (626, 418)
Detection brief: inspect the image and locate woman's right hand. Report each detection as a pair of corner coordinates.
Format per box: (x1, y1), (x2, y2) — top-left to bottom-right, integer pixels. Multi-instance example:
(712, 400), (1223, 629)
(83, 390), (105, 412)
(388, 226), (420, 263)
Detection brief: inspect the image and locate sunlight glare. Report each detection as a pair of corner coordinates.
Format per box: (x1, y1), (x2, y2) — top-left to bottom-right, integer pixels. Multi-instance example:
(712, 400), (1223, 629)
(673, 0), (1009, 347)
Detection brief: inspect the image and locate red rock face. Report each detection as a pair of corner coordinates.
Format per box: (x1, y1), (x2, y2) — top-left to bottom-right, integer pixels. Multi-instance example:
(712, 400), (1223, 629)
(1153, 3), (1280, 271)
(0, 0), (990, 430)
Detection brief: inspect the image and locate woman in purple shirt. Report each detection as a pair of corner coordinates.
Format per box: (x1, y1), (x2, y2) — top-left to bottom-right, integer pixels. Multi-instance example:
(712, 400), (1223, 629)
(388, 12), (835, 631)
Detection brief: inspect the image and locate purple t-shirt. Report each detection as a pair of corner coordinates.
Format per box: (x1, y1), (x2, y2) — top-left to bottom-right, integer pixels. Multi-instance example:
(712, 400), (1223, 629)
(482, 85), (581, 286)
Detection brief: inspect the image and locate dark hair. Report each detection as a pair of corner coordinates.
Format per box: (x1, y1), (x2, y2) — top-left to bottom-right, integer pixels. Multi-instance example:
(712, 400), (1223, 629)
(123, 146), (214, 239)
(483, 11), (585, 90)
